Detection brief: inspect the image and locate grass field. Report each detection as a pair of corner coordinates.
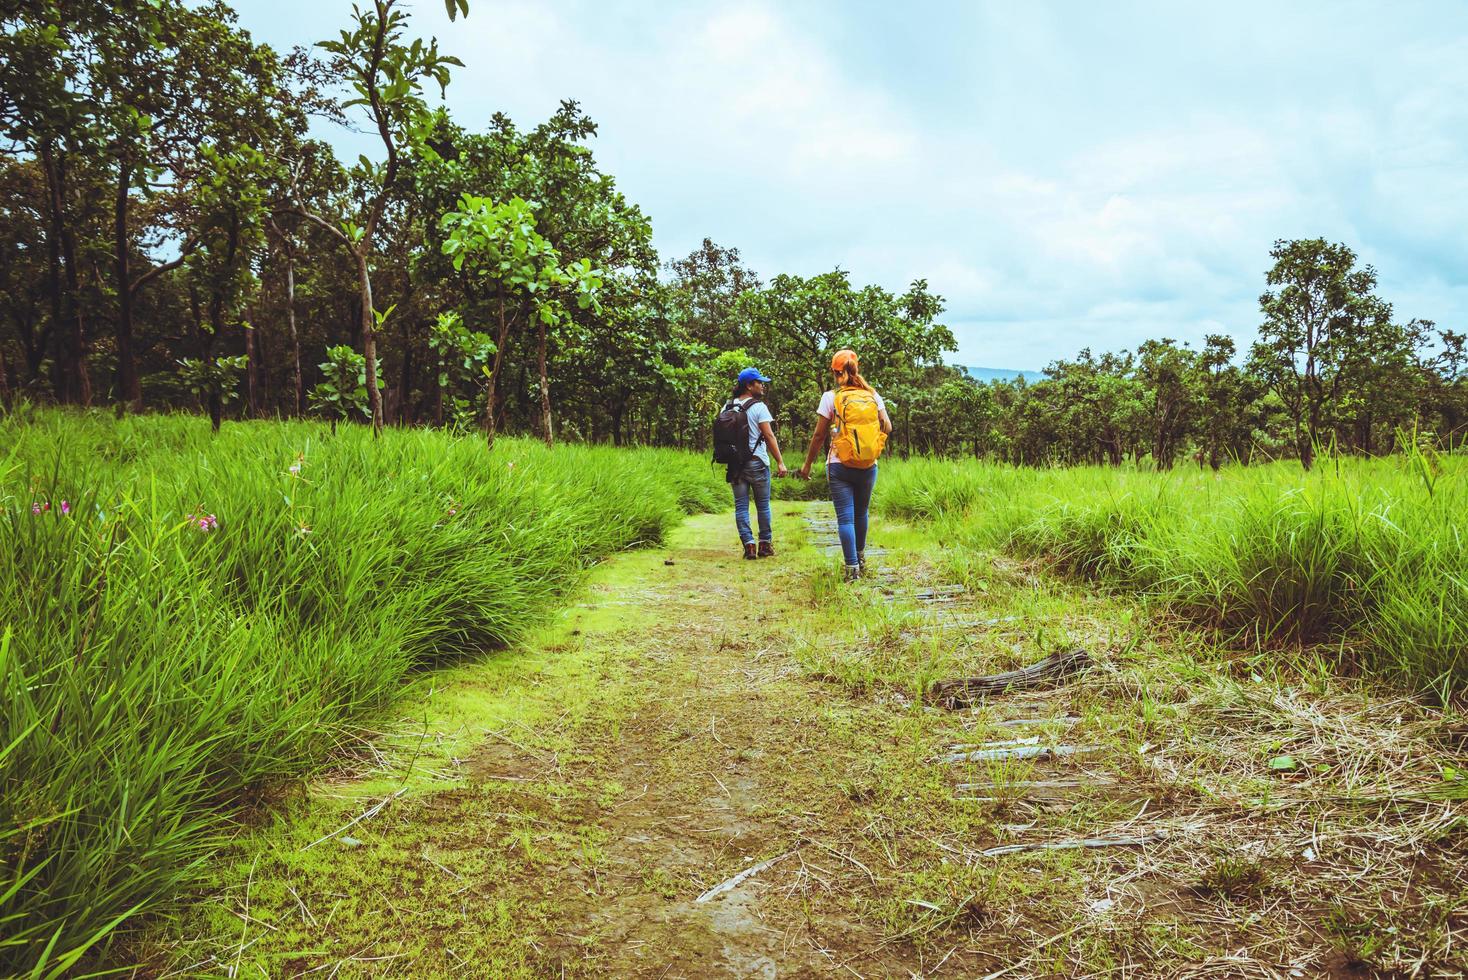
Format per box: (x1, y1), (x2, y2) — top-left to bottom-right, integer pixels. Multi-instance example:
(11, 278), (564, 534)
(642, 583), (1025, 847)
(5, 410), (1463, 976)
(878, 453), (1468, 698)
(0, 409), (725, 976)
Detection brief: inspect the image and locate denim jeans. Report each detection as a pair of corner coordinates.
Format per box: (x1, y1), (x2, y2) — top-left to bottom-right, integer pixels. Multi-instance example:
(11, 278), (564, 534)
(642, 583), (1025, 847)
(731, 458), (772, 545)
(827, 461), (877, 567)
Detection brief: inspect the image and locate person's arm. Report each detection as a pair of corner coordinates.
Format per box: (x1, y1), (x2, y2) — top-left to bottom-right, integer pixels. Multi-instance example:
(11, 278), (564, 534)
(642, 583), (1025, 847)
(878, 406), (893, 435)
(758, 420), (787, 477)
(800, 414), (831, 480)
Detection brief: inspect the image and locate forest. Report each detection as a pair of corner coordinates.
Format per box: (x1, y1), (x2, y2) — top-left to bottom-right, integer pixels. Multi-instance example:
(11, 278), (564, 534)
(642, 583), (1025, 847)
(2, 0), (1464, 467)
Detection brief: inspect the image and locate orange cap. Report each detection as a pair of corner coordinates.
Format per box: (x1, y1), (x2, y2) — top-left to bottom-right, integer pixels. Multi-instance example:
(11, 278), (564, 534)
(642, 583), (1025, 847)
(831, 349), (858, 372)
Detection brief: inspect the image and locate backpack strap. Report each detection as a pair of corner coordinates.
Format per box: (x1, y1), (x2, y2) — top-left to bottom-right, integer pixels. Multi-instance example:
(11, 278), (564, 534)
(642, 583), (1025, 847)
(736, 396), (767, 455)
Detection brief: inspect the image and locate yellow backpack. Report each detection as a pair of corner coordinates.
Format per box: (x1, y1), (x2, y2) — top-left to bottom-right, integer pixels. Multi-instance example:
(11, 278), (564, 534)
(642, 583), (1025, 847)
(831, 387), (886, 468)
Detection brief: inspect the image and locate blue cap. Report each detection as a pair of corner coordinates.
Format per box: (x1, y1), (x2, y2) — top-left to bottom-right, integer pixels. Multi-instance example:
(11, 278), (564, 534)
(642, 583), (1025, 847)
(738, 367), (771, 385)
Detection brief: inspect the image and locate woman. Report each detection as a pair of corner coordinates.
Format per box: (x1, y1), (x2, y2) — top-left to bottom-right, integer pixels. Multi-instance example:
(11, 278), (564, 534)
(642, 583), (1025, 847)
(799, 350), (893, 580)
(724, 367), (789, 560)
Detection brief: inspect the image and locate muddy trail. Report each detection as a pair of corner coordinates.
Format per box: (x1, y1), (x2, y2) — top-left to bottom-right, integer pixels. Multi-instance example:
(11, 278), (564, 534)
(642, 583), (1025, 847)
(150, 505), (1466, 978)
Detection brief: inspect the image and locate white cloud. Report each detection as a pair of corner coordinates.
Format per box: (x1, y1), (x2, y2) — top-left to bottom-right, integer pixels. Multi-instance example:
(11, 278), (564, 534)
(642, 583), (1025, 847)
(232, 0), (1468, 368)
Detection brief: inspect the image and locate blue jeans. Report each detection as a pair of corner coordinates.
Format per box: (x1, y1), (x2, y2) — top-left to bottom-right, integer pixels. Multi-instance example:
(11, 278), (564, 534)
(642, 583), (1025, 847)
(731, 459), (772, 545)
(828, 461), (877, 567)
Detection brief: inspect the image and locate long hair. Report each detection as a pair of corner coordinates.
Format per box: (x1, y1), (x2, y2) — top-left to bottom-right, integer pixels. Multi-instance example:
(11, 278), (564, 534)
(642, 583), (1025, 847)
(836, 361), (873, 392)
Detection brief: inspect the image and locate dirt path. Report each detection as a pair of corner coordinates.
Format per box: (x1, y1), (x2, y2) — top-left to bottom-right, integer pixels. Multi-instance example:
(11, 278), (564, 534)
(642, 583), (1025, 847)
(152, 502), (1466, 978)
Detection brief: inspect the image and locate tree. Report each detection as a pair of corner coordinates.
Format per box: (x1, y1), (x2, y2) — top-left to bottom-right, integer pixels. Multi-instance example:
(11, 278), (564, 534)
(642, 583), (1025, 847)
(1424, 327), (1468, 446)
(0, 0), (109, 404)
(177, 354), (246, 431)
(294, 0), (464, 433)
(1135, 338), (1200, 470)
(183, 145), (268, 415)
(309, 343), (369, 431)
(667, 238), (761, 349)
(440, 195), (600, 448)
(1250, 238), (1394, 470)
(934, 376), (995, 458)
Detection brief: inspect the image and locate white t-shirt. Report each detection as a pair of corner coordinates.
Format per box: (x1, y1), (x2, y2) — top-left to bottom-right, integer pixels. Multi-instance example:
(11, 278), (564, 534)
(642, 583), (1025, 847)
(817, 388), (887, 465)
(734, 396), (773, 466)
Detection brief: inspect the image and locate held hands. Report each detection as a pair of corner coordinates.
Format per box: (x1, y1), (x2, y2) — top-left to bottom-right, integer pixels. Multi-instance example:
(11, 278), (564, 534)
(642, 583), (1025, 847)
(798, 464), (812, 481)
(776, 463), (789, 479)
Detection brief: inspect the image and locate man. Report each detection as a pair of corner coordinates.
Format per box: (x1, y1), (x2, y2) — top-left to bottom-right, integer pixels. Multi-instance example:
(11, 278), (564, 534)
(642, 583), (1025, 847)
(725, 367), (788, 559)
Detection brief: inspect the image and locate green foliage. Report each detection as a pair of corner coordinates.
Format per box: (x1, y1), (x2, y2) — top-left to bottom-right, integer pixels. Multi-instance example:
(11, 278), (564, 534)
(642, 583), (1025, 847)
(0, 409), (723, 975)
(308, 344), (369, 422)
(316, 0), (464, 157)
(176, 354), (247, 403)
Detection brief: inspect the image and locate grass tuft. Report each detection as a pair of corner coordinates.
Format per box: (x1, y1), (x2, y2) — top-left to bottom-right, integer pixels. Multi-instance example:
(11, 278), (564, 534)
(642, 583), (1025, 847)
(879, 456), (1468, 697)
(0, 409), (724, 975)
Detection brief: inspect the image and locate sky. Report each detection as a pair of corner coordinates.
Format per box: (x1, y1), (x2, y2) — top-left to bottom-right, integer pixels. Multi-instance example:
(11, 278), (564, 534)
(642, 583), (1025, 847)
(230, 0), (1468, 371)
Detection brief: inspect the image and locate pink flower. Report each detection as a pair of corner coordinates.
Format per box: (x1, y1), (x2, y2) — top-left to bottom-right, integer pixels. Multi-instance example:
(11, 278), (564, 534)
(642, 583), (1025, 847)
(31, 502), (43, 515)
(196, 513), (218, 533)
(288, 462), (302, 476)
(59, 500), (70, 515)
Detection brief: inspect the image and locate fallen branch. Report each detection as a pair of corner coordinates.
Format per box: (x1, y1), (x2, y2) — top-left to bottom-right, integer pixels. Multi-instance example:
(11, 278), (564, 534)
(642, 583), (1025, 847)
(939, 744), (1098, 765)
(954, 777), (1113, 796)
(989, 716), (1080, 728)
(695, 850), (799, 903)
(980, 829), (1167, 857)
(928, 647), (1094, 708)
(945, 736), (1039, 752)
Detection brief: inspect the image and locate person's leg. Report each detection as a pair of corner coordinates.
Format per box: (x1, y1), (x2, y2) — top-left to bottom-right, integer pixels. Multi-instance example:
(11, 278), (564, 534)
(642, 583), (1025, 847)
(751, 461), (773, 545)
(827, 462), (860, 569)
(732, 475), (753, 545)
(852, 464), (877, 556)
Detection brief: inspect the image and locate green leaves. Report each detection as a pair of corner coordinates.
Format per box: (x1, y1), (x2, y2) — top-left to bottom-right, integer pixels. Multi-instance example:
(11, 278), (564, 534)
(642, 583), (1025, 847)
(176, 356), (247, 403)
(308, 345), (370, 421)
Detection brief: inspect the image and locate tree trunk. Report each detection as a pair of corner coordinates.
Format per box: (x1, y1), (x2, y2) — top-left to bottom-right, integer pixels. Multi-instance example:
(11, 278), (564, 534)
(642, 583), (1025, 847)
(483, 290), (511, 449)
(1300, 405), (1317, 471)
(433, 352), (444, 427)
(537, 317), (553, 448)
(0, 344), (10, 409)
(355, 251), (383, 434)
(244, 316), (259, 418)
(60, 222), (90, 406)
(255, 305), (273, 413)
(42, 148), (66, 401)
(284, 248), (302, 416)
(398, 314), (416, 426)
(42, 145), (91, 406)
(611, 402), (624, 447)
(113, 162), (143, 412)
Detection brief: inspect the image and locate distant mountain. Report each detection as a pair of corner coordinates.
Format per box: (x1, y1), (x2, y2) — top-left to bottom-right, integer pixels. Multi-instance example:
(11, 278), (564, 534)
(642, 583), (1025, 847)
(957, 365), (1042, 384)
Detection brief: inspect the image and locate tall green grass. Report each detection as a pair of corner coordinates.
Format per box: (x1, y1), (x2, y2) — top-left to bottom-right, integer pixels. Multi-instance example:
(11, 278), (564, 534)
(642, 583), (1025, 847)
(0, 408), (724, 976)
(880, 455), (1467, 698)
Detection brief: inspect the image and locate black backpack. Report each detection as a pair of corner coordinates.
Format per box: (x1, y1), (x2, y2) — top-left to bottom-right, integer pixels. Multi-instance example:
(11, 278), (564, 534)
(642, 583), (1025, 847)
(712, 397), (764, 465)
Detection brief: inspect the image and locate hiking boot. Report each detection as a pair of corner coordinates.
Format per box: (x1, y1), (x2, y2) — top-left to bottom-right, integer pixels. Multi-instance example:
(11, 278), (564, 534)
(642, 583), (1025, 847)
(758, 541), (775, 558)
(743, 542), (758, 560)
(842, 563), (862, 582)
(857, 551), (867, 577)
